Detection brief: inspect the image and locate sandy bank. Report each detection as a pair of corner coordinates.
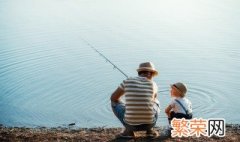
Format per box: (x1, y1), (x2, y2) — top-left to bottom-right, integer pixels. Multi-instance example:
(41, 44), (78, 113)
(0, 124), (239, 142)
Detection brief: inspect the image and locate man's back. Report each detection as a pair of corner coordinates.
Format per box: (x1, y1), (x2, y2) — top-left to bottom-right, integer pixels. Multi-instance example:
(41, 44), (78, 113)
(120, 77), (157, 125)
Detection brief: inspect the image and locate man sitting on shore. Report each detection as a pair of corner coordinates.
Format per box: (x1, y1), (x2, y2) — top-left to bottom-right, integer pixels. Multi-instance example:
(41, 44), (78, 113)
(110, 62), (160, 138)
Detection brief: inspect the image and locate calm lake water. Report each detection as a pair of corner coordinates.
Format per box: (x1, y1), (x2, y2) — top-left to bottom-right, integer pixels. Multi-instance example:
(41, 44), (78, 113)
(0, 0), (240, 127)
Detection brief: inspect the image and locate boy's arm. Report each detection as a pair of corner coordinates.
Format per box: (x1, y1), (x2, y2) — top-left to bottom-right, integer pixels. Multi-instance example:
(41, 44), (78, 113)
(165, 105), (172, 118)
(110, 87), (124, 103)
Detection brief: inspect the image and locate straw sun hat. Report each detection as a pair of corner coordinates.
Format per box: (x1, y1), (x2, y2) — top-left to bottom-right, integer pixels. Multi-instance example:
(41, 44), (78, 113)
(137, 62), (158, 76)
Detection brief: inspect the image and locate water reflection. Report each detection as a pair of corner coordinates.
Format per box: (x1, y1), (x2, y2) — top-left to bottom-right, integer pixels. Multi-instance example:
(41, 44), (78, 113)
(0, 0), (240, 127)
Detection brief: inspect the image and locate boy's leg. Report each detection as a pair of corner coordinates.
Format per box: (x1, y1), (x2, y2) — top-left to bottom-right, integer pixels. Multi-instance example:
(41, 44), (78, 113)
(162, 111), (175, 137)
(168, 111), (174, 124)
(168, 112), (189, 125)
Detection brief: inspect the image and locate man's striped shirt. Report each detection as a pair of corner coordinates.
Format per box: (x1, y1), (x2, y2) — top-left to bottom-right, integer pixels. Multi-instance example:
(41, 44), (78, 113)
(119, 77), (158, 125)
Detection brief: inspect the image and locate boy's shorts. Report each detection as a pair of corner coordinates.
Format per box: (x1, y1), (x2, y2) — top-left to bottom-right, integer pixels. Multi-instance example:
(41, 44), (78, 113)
(169, 111), (192, 120)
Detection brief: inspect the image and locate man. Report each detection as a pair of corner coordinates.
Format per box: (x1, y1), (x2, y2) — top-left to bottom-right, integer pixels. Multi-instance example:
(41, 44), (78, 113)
(111, 62), (160, 138)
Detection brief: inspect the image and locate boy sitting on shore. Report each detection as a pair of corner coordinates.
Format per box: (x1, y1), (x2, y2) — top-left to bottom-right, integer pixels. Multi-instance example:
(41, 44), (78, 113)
(165, 82), (193, 125)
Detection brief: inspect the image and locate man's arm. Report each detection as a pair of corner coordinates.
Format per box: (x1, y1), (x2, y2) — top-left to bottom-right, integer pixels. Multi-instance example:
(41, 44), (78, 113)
(110, 87), (124, 103)
(153, 82), (158, 100)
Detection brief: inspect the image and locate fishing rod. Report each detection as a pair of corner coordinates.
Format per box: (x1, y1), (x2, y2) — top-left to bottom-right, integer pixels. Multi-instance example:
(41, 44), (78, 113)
(80, 37), (168, 93)
(80, 37), (128, 78)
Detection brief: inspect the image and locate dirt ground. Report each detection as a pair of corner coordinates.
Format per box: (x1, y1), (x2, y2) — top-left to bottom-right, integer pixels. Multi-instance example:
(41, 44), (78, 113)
(0, 124), (239, 142)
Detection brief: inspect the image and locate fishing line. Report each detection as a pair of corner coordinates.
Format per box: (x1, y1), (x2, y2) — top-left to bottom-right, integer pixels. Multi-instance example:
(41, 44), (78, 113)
(80, 37), (168, 93)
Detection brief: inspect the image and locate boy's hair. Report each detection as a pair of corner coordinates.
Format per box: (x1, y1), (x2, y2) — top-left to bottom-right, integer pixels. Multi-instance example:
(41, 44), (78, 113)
(179, 91), (186, 98)
(172, 82), (187, 97)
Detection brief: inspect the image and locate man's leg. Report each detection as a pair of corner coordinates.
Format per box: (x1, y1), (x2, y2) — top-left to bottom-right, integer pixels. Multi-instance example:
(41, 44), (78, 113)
(111, 101), (135, 138)
(146, 102), (159, 137)
(111, 101), (126, 125)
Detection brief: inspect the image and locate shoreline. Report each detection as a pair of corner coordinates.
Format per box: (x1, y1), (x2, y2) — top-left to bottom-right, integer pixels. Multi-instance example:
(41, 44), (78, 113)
(0, 124), (239, 142)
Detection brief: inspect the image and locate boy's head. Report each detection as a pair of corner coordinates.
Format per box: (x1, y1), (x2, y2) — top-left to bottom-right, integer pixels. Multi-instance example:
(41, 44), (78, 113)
(171, 82), (187, 98)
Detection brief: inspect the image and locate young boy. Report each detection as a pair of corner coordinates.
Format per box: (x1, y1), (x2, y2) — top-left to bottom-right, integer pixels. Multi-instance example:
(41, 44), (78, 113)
(165, 82), (192, 124)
